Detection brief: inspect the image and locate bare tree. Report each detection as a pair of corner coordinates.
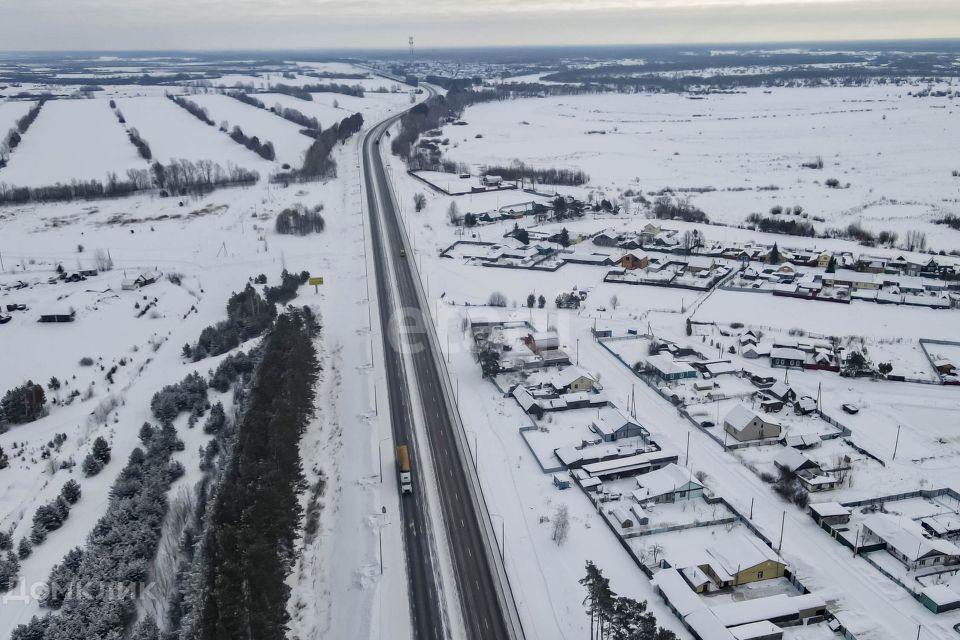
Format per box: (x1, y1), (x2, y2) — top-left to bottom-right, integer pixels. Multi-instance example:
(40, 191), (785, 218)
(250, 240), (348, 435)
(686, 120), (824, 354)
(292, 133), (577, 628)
(93, 248), (114, 271)
(552, 504), (569, 545)
(488, 291), (507, 307)
(609, 295), (619, 311)
(447, 201), (461, 225)
(413, 192), (427, 212)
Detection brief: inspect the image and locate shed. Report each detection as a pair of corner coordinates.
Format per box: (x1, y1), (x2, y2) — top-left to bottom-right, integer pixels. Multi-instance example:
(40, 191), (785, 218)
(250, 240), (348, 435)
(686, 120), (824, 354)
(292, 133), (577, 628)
(808, 502), (851, 527)
(730, 621), (783, 640)
(920, 585), (960, 614)
(552, 474), (571, 490)
(38, 310), (76, 323)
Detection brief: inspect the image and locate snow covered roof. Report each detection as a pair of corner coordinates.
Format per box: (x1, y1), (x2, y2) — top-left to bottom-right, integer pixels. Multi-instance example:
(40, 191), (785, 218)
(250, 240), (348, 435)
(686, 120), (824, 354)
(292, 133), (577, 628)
(921, 585), (960, 607)
(582, 448), (668, 478)
(646, 354), (696, 376)
(767, 381), (793, 400)
(730, 621), (783, 640)
(770, 347), (804, 361)
(591, 407), (641, 437)
(685, 609), (737, 640)
(724, 404), (777, 431)
(635, 463), (702, 500)
(651, 568), (706, 618)
(783, 434), (820, 448)
(707, 534), (782, 576)
(711, 592), (824, 628)
(545, 365), (595, 390)
(705, 361), (737, 376)
(809, 502), (850, 519)
(774, 447), (816, 473)
(863, 513), (960, 561)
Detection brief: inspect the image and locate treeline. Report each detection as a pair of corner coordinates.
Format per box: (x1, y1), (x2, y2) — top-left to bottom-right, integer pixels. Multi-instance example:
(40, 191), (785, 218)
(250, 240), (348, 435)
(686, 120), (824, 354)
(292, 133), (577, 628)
(1, 100), (45, 168)
(652, 195), (710, 224)
(482, 163), (589, 186)
(0, 158), (258, 205)
(168, 94), (215, 126)
(274, 82), (365, 98)
(274, 112), (363, 181)
(196, 308), (319, 639)
(746, 213), (816, 237)
(10, 422), (185, 640)
(225, 90), (265, 109)
(128, 127), (152, 160)
(580, 561), (677, 640)
(935, 214), (960, 231)
(150, 158), (258, 195)
(229, 126), (276, 161)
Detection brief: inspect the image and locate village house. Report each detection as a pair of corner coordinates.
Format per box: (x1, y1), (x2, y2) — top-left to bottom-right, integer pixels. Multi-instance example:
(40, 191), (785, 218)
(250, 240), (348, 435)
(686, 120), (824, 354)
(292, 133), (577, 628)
(693, 534), (787, 589)
(620, 251), (649, 270)
(773, 447), (839, 492)
(724, 405), (782, 442)
(646, 354), (698, 382)
(591, 407), (650, 442)
(861, 513), (960, 570)
(632, 463), (704, 504)
(770, 347), (805, 369)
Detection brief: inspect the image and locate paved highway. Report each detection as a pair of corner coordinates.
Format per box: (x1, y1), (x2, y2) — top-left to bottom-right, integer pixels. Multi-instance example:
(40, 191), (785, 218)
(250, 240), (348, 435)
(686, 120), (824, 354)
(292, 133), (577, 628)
(362, 95), (523, 640)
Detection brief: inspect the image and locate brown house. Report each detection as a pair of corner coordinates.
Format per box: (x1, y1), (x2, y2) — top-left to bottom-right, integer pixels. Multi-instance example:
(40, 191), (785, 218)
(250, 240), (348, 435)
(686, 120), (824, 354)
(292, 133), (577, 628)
(621, 252), (649, 270)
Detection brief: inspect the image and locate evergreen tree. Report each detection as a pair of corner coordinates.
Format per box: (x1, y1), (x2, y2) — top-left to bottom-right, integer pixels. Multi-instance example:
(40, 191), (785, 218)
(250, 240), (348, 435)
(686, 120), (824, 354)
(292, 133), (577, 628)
(0, 381), (47, 425)
(538, 294), (546, 309)
(92, 436), (112, 465)
(526, 294), (536, 308)
(768, 242), (781, 264)
(0, 445), (8, 470)
(130, 615), (161, 640)
(82, 453), (103, 477)
(61, 479), (82, 504)
(826, 255), (837, 273)
(17, 537), (32, 560)
(559, 227), (571, 247)
(10, 615), (50, 640)
(0, 550), (21, 591)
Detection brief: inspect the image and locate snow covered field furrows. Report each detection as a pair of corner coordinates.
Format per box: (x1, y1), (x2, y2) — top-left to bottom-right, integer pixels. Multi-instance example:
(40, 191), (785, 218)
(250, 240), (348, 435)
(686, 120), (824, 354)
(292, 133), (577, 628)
(0, 99), (144, 187)
(436, 86), (960, 250)
(0, 127), (408, 638)
(187, 93), (314, 167)
(115, 96), (274, 171)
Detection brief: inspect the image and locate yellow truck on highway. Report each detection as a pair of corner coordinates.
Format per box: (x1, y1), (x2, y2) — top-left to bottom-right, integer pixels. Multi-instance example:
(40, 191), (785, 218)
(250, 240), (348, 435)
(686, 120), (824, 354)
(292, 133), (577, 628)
(396, 445), (412, 494)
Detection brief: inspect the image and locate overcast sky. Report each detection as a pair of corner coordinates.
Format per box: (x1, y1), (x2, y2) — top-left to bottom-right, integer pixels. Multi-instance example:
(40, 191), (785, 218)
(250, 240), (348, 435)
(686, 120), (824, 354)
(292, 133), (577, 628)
(2, 0), (959, 51)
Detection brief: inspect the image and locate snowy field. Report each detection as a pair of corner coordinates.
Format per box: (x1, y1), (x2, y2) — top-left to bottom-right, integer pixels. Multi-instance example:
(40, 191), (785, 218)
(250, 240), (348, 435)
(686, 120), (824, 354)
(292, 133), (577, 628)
(187, 93), (314, 167)
(439, 86), (960, 251)
(0, 98), (144, 187)
(115, 96), (275, 171)
(0, 101), (33, 137)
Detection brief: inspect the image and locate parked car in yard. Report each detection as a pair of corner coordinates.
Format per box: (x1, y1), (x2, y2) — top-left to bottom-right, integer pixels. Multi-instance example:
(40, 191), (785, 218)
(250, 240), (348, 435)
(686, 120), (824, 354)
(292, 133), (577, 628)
(842, 403), (860, 415)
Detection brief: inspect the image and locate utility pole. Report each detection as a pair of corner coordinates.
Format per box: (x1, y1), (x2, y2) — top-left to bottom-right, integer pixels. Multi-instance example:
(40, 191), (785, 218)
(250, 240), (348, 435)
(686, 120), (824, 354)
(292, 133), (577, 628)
(778, 510), (786, 552)
(893, 425), (901, 460)
(685, 432), (691, 468)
